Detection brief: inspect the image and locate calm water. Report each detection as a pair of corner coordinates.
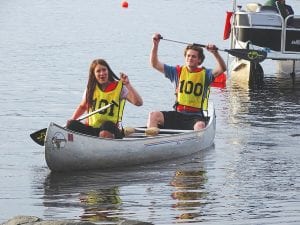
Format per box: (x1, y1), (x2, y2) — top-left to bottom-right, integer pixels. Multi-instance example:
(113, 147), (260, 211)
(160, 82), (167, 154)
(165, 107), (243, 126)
(1, 0), (300, 224)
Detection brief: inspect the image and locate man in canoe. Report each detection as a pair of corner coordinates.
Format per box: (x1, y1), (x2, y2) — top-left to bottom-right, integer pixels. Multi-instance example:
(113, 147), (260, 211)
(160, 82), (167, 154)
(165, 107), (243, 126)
(67, 59), (143, 139)
(146, 33), (226, 135)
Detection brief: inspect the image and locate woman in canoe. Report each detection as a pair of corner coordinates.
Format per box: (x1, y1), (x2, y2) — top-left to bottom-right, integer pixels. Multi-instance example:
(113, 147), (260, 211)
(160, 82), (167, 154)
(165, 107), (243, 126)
(67, 59), (143, 139)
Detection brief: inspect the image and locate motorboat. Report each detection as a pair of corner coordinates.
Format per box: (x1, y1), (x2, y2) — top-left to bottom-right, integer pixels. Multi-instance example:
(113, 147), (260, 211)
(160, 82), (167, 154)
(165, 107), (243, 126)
(227, 1), (300, 87)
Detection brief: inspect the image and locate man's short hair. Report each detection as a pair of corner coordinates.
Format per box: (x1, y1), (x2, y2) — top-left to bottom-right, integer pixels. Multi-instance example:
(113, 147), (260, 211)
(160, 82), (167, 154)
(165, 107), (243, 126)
(184, 44), (205, 65)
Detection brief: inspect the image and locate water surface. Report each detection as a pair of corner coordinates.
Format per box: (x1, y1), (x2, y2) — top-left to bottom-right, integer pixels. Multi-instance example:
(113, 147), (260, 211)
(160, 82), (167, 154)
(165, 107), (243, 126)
(0, 0), (300, 224)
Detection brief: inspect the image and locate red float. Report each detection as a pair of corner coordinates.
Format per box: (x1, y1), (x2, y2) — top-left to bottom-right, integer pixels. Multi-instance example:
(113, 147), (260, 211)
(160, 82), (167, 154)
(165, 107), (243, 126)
(122, 1), (128, 8)
(211, 73), (226, 88)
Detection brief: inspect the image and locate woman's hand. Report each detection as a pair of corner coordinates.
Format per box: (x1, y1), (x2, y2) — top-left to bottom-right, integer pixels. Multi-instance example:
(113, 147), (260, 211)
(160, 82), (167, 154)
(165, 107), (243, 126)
(120, 72), (130, 85)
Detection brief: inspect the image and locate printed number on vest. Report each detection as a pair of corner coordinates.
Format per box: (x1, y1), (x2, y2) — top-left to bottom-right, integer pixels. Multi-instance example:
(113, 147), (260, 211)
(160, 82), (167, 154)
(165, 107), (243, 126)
(179, 80), (203, 96)
(92, 99), (114, 116)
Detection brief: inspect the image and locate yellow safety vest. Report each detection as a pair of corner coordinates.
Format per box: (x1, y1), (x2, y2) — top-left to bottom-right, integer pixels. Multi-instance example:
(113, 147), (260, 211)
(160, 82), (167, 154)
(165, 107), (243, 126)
(177, 66), (209, 110)
(88, 81), (125, 128)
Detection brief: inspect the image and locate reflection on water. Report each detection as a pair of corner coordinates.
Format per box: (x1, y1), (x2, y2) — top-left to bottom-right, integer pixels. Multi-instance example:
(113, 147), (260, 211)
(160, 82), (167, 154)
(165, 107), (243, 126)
(170, 170), (207, 222)
(227, 77), (300, 159)
(44, 173), (123, 223)
(40, 152), (211, 224)
(229, 76), (300, 130)
(43, 171), (133, 224)
(79, 188), (121, 223)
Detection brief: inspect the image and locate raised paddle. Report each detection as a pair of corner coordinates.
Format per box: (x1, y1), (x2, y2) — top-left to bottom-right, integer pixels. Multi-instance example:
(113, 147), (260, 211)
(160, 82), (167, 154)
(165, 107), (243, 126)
(30, 103), (113, 146)
(159, 37), (267, 64)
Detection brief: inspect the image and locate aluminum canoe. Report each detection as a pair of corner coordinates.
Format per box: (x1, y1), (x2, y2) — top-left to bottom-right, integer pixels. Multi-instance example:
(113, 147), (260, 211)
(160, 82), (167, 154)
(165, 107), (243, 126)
(44, 103), (216, 172)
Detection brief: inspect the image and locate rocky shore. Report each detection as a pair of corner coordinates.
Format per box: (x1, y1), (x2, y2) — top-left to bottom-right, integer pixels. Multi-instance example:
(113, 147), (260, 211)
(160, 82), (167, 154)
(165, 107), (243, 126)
(1, 216), (153, 225)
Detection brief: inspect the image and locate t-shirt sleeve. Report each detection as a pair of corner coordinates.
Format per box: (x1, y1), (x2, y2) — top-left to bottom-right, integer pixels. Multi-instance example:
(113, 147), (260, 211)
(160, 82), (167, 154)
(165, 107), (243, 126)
(205, 68), (214, 85)
(164, 64), (178, 86)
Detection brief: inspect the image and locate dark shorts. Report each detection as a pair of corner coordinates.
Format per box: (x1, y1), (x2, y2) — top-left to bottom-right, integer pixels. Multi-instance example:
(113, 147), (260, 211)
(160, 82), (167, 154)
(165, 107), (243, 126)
(67, 120), (124, 139)
(160, 111), (205, 130)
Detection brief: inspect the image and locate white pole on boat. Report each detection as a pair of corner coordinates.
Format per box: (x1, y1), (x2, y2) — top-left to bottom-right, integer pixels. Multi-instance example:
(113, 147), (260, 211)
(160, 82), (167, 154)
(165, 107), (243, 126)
(230, 0), (237, 50)
(232, 0), (236, 12)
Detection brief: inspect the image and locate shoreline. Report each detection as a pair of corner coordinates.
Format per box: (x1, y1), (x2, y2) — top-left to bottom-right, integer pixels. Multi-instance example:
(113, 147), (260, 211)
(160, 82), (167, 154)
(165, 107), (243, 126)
(1, 216), (153, 225)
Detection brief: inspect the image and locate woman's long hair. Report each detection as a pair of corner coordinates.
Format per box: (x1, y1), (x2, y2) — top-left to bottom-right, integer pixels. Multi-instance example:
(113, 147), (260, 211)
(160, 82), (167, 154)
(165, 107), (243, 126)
(86, 59), (120, 107)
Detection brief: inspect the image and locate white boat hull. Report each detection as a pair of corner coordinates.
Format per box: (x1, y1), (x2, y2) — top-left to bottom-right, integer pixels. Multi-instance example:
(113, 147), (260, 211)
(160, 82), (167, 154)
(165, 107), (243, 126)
(45, 104), (216, 172)
(276, 60), (300, 75)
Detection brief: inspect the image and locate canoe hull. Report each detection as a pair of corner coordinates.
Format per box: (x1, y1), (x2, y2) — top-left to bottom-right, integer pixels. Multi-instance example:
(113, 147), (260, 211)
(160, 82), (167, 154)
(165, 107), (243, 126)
(45, 105), (216, 172)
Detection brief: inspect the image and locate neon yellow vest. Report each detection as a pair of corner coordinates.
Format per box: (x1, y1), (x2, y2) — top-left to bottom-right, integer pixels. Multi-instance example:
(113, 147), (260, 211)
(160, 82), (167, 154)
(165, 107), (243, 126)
(88, 81), (125, 128)
(202, 87), (210, 110)
(177, 66), (209, 110)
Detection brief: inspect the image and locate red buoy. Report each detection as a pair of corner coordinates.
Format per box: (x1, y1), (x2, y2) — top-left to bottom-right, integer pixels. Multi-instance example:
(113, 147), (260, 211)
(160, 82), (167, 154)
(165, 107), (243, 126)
(122, 1), (128, 8)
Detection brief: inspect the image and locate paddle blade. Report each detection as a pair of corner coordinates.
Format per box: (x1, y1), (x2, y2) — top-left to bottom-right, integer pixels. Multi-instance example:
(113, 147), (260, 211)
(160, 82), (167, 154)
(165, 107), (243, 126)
(30, 128), (47, 146)
(225, 49), (267, 63)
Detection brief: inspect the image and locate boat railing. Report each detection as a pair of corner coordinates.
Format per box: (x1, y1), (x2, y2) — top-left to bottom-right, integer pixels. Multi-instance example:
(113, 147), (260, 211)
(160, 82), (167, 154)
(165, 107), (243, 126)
(282, 15), (300, 54)
(233, 10), (300, 59)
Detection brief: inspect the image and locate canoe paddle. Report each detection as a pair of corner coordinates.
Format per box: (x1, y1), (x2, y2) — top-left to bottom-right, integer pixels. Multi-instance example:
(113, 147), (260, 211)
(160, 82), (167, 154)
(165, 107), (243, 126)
(30, 103), (113, 146)
(159, 37), (267, 64)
